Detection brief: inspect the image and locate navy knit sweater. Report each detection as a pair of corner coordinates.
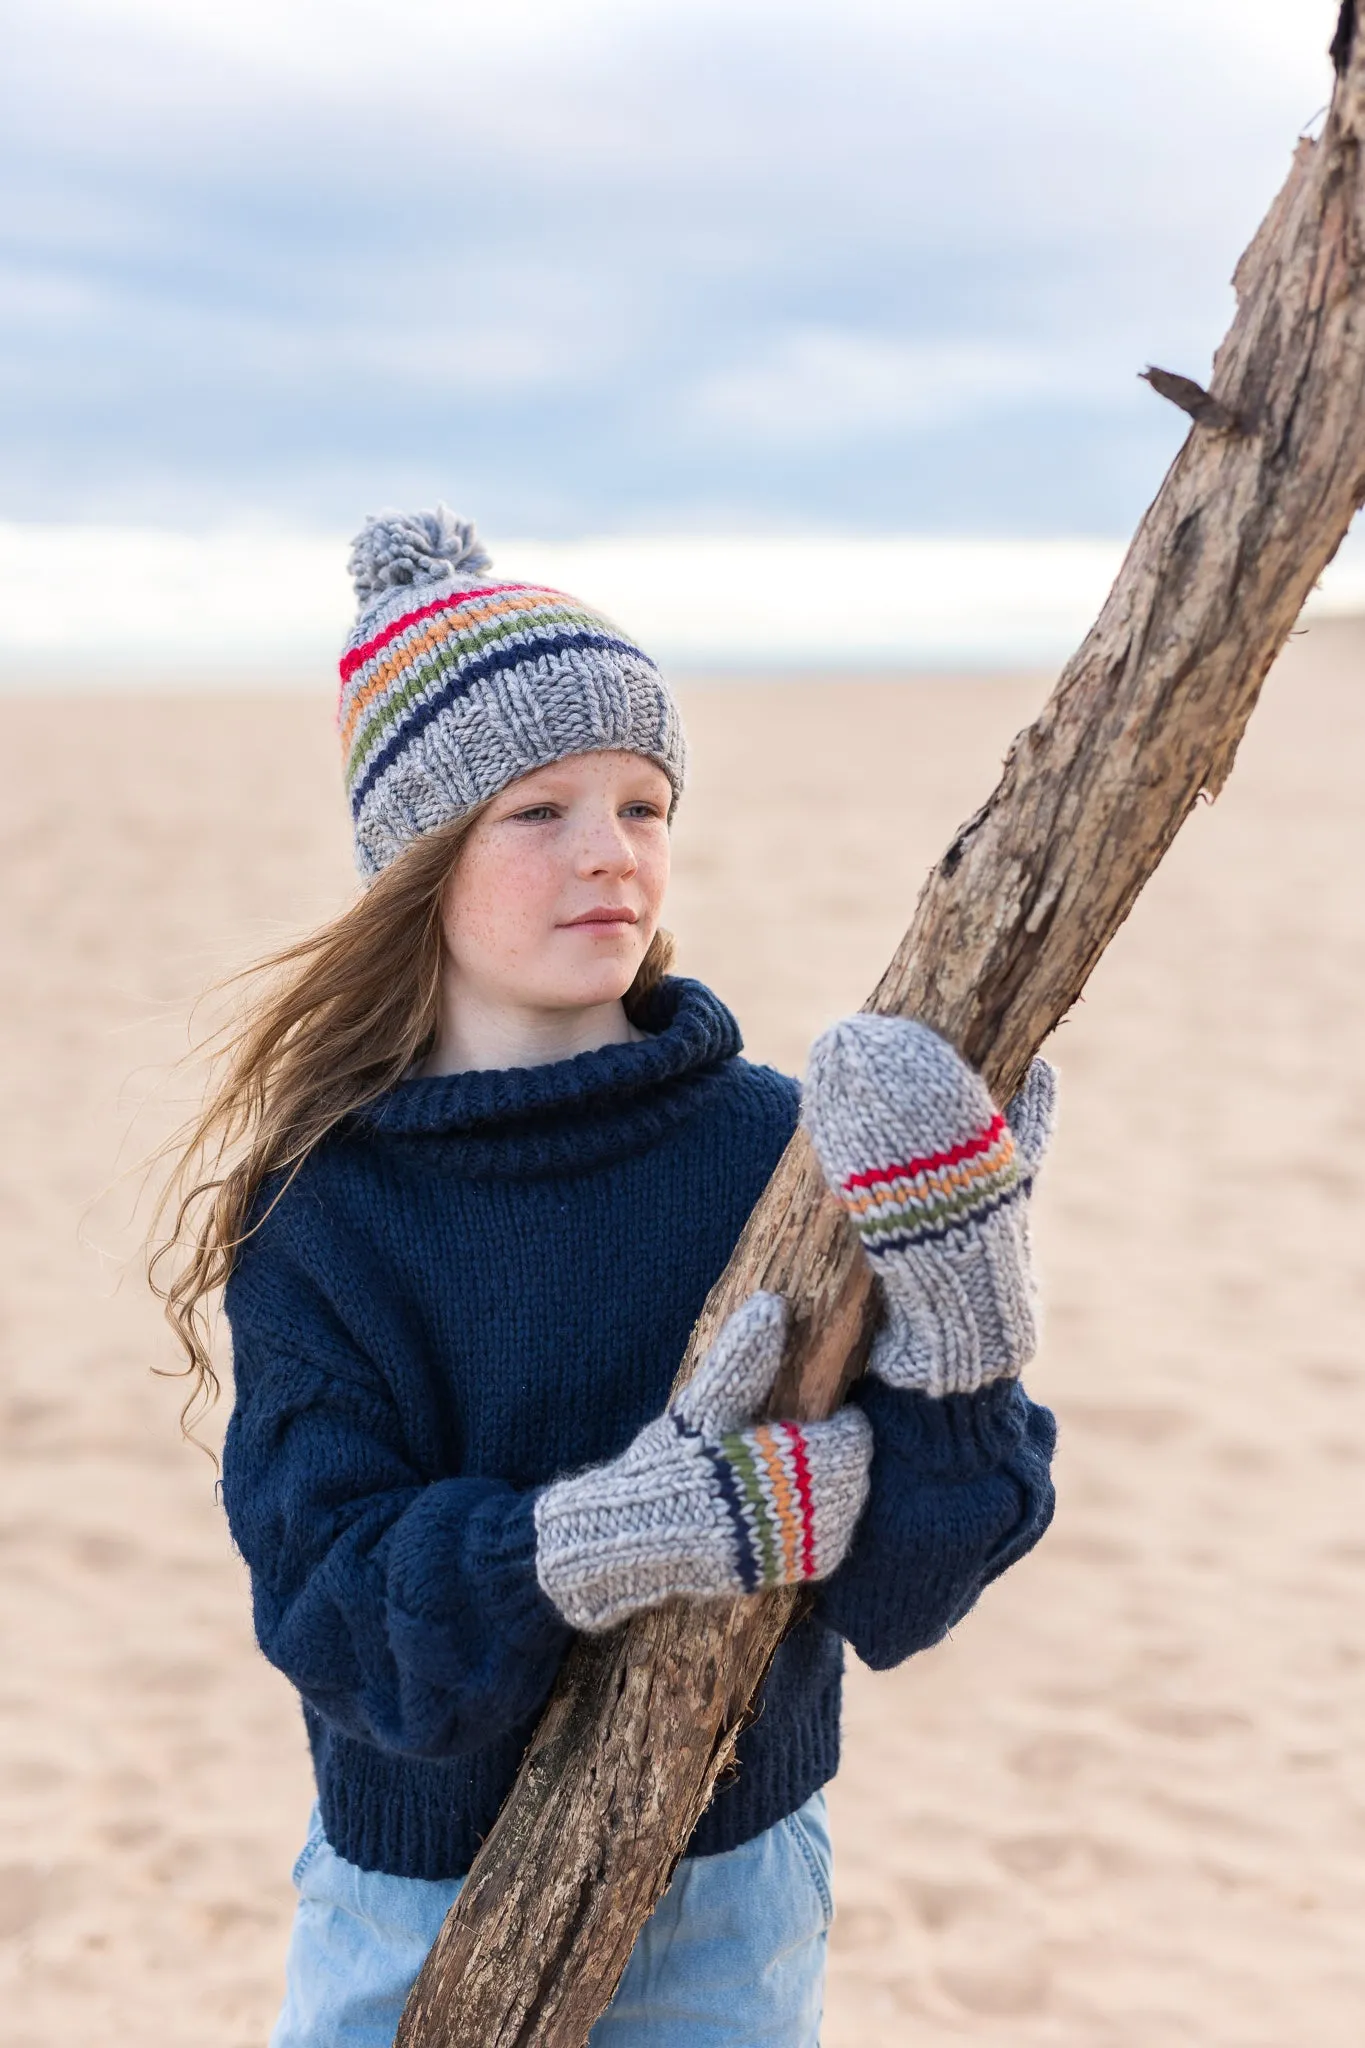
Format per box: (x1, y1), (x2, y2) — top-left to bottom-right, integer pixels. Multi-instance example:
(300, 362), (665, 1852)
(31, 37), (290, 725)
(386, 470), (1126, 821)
(221, 978), (1056, 1880)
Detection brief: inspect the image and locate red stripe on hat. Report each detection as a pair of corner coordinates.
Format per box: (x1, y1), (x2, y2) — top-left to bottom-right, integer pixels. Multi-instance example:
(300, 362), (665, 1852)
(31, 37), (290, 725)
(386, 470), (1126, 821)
(339, 582), (558, 684)
(840, 1112), (1009, 1195)
(782, 1423), (818, 1579)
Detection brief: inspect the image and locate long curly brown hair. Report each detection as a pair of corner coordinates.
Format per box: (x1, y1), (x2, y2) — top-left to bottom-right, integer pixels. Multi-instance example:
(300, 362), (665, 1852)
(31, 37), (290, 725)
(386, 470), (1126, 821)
(148, 809), (673, 1437)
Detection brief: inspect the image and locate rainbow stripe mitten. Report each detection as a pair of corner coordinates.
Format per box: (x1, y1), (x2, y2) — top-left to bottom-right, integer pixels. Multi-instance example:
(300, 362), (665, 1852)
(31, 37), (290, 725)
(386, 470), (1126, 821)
(534, 1292), (872, 1633)
(804, 1016), (1056, 1398)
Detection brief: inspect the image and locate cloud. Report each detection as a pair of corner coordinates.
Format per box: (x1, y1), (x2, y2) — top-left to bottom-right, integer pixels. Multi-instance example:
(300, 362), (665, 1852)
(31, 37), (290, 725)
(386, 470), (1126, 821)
(0, 0), (1345, 534)
(687, 332), (1112, 445)
(0, 521), (348, 663)
(5, 518), (1361, 675)
(0, 523), (1124, 671)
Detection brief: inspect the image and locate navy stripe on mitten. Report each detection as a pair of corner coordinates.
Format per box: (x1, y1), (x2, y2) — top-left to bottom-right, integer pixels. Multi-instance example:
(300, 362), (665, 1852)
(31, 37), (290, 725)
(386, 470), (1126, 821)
(533, 1293), (872, 1633)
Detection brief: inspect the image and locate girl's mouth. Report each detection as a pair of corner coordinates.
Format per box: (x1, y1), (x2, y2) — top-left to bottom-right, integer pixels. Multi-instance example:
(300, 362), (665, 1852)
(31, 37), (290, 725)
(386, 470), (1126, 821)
(561, 908), (639, 927)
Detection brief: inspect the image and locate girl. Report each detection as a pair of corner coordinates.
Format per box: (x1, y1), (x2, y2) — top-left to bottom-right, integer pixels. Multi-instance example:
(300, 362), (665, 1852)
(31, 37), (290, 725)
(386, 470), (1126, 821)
(156, 507), (1057, 2048)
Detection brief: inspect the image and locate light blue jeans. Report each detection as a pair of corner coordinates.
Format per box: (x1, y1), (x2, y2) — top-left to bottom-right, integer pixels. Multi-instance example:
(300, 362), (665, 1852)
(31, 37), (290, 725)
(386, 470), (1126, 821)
(270, 1791), (832, 2048)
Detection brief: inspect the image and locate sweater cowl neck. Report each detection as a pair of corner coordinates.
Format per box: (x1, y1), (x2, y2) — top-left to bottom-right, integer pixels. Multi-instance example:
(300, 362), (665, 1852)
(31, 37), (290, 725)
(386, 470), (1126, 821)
(349, 977), (745, 1179)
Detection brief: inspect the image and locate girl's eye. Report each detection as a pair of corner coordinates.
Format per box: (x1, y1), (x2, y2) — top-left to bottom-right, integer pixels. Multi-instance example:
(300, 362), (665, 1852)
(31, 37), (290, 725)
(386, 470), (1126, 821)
(621, 802), (662, 819)
(511, 805), (559, 823)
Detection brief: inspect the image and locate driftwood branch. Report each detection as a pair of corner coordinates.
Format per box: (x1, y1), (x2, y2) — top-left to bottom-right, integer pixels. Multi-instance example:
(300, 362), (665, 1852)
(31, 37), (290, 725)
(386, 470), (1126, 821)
(399, 13), (1365, 2043)
(1333, 0), (1357, 76)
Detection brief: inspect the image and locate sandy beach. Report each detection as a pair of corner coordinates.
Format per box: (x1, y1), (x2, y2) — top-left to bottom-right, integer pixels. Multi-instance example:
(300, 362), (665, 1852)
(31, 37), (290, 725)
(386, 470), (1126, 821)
(2, 616), (1364, 2046)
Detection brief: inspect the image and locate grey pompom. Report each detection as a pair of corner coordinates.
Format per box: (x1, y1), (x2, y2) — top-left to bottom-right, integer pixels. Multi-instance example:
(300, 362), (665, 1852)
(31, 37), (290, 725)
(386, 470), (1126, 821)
(347, 504), (493, 604)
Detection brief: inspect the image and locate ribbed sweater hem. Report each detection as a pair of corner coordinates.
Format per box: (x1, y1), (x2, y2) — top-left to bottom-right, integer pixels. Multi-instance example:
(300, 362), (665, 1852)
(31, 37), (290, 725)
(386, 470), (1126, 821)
(309, 1662), (841, 1879)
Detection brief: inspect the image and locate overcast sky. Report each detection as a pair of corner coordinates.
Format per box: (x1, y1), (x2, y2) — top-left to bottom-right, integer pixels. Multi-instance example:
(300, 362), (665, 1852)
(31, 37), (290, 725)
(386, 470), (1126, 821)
(1, 0), (1345, 546)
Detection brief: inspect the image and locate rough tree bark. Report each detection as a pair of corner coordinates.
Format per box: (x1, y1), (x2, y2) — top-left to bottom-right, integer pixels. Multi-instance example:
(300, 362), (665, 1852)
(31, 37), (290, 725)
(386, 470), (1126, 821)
(398, 14), (1365, 2043)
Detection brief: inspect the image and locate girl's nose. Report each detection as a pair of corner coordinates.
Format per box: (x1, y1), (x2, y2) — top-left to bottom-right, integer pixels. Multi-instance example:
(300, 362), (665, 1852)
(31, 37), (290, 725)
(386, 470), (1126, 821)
(577, 810), (637, 877)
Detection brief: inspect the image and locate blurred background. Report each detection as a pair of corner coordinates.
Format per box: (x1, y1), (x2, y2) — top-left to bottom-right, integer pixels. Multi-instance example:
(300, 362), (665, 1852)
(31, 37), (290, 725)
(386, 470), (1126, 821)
(3, 4), (1365, 2045)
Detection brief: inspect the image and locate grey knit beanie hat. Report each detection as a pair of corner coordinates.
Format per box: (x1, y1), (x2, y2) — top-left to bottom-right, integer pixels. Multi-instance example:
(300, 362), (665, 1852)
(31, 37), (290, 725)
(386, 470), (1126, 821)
(337, 506), (687, 878)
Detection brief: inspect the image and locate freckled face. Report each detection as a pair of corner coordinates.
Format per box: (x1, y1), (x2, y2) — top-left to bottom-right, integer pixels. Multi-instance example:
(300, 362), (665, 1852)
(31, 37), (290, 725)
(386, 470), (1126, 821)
(438, 751), (673, 1013)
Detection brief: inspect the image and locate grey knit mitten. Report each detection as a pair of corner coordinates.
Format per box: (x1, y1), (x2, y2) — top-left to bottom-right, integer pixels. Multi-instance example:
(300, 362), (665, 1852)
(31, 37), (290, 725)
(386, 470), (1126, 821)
(804, 1016), (1056, 1398)
(533, 1292), (872, 1633)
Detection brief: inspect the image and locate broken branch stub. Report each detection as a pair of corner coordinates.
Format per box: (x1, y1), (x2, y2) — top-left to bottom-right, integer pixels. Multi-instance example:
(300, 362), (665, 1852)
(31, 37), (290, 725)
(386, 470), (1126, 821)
(1140, 365), (1244, 433)
(397, 21), (1365, 2046)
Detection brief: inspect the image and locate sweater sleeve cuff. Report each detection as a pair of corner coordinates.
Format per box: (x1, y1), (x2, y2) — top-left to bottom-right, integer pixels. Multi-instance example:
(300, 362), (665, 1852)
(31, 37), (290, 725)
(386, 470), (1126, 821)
(386, 1478), (571, 1706)
(813, 1373), (1057, 1670)
(854, 1373), (1054, 1477)
(464, 1486), (567, 1647)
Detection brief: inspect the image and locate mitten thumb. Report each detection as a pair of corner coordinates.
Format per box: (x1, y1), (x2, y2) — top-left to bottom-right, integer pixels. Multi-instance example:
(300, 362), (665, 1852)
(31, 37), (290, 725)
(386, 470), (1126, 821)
(1005, 1056), (1058, 1181)
(674, 1292), (789, 1436)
